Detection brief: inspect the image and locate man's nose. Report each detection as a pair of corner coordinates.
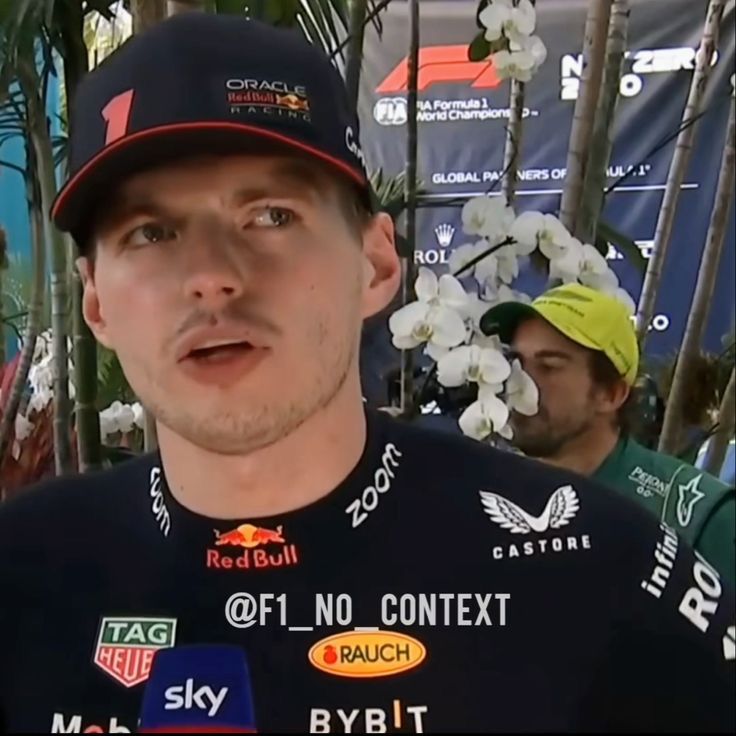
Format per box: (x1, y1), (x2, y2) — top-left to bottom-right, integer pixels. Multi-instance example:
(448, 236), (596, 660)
(181, 225), (248, 309)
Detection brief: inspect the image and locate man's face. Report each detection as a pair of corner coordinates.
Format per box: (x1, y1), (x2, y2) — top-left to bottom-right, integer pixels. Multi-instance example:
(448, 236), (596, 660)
(509, 317), (611, 458)
(79, 153), (400, 454)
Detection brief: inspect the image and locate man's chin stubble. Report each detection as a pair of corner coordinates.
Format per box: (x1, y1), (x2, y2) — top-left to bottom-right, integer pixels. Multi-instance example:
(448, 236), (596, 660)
(150, 341), (357, 456)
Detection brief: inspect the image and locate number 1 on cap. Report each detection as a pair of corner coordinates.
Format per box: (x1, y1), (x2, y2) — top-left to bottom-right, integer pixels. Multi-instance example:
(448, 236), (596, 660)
(102, 89), (135, 145)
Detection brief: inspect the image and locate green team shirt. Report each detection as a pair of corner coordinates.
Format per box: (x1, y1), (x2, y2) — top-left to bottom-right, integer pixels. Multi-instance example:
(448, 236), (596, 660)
(593, 435), (735, 586)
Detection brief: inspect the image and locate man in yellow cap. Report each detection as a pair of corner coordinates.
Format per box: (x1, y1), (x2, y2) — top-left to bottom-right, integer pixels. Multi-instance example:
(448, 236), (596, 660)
(481, 283), (735, 585)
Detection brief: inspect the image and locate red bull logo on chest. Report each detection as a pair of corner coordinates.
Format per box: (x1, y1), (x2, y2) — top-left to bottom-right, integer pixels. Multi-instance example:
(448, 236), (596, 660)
(207, 523), (299, 571)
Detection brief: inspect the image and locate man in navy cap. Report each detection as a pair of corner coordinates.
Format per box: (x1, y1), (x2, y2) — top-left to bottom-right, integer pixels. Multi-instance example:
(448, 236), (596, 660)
(0, 12), (733, 733)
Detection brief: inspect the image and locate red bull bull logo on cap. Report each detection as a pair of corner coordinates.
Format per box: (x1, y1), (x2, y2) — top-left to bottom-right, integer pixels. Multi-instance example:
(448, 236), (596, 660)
(207, 523), (299, 571)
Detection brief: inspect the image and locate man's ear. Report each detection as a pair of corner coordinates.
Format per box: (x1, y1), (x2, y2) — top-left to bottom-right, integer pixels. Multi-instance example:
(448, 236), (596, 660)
(596, 378), (631, 416)
(76, 256), (113, 349)
(360, 212), (401, 320)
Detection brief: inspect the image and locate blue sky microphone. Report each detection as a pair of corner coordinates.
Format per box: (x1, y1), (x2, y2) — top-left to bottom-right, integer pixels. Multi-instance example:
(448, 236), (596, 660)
(138, 644), (257, 733)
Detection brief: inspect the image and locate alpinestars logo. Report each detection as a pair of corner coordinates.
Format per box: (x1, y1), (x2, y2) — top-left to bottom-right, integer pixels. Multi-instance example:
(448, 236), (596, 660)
(676, 474), (705, 527)
(480, 486), (592, 560)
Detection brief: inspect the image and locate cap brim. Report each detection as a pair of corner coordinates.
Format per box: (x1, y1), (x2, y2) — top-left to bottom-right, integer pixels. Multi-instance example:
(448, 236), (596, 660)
(479, 301), (539, 342)
(51, 122), (369, 237)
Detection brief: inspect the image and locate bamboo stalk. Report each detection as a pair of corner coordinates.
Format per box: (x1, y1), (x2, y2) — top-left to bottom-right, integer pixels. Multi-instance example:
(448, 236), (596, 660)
(576, 0), (629, 245)
(704, 368), (735, 476)
(345, 0), (369, 111)
(559, 0), (612, 235)
(63, 8), (103, 473)
(658, 92), (735, 454)
(18, 62), (74, 475)
(502, 79), (525, 207)
(636, 0), (725, 343)
(400, 0), (419, 414)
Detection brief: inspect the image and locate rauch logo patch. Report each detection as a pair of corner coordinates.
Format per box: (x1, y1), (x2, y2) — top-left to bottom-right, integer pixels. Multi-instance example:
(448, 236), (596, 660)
(308, 630), (426, 678)
(93, 617), (176, 688)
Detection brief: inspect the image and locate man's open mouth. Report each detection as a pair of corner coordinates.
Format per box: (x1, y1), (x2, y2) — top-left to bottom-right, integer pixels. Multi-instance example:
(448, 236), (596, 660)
(186, 339), (255, 363)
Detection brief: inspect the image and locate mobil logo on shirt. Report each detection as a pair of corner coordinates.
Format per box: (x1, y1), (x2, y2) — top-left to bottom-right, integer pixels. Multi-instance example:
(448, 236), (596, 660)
(51, 712), (131, 733)
(207, 523), (299, 571)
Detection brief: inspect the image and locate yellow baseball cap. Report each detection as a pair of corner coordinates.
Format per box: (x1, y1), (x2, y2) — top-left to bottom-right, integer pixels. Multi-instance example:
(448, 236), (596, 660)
(479, 283), (639, 385)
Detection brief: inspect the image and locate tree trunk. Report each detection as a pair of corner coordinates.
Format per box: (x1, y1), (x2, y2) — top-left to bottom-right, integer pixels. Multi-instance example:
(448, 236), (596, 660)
(502, 79), (525, 207)
(345, 0), (369, 110)
(0, 158), (46, 476)
(400, 0), (420, 414)
(131, 0), (167, 33)
(704, 368), (735, 476)
(636, 0), (725, 343)
(559, 0), (611, 235)
(658, 92), (735, 454)
(576, 0), (629, 245)
(18, 62), (74, 475)
(61, 8), (103, 473)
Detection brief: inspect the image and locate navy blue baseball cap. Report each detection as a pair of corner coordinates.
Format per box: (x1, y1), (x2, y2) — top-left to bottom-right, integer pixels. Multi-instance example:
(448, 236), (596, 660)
(51, 11), (373, 243)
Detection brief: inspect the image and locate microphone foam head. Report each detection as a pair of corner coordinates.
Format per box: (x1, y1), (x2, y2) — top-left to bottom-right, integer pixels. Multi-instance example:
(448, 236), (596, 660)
(138, 644), (256, 733)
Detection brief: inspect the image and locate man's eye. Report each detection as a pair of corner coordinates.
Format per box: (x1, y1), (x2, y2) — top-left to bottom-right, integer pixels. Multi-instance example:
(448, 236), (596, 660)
(251, 207), (294, 228)
(126, 223), (176, 245)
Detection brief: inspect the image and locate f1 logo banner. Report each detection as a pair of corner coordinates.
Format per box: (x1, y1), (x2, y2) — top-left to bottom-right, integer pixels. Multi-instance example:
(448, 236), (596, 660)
(356, 0), (735, 407)
(376, 45), (501, 93)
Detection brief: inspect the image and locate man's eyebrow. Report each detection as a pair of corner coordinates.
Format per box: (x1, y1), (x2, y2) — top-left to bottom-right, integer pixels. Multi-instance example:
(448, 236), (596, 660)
(232, 161), (325, 206)
(96, 196), (175, 233)
(533, 350), (573, 360)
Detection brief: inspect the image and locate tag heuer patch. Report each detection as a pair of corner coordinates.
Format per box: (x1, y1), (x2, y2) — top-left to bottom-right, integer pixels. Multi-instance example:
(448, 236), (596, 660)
(93, 617), (177, 688)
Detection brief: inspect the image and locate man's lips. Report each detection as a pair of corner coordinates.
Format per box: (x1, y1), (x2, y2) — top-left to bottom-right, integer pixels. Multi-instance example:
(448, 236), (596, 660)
(175, 326), (269, 363)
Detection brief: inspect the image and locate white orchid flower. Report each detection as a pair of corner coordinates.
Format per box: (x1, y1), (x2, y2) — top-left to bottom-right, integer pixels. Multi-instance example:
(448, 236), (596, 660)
(578, 243), (611, 283)
(483, 281), (524, 307)
(511, 212), (573, 260)
(492, 244), (520, 284)
(461, 195), (516, 243)
(99, 402), (121, 441)
(437, 344), (512, 388)
(479, 0), (513, 42)
(506, 359), (539, 416)
(132, 402), (145, 430)
(497, 421), (515, 441)
(511, 33), (547, 68)
(389, 268), (469, 360)
(492, 48), (537, 83)
(116, 403), (137, 434)
(596, 283), (637, 315)
(99, 401), (137, 440)
(458, 393), (511, 441)
(548, 237), (585, 283)
(480, 0), (536, 45)
(474, 333), (504, 352)
(448, 240), (498, 284)
(389, 302), (468, 361)
(613, 288), (637, 315)
(465, 292), (497, 333)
